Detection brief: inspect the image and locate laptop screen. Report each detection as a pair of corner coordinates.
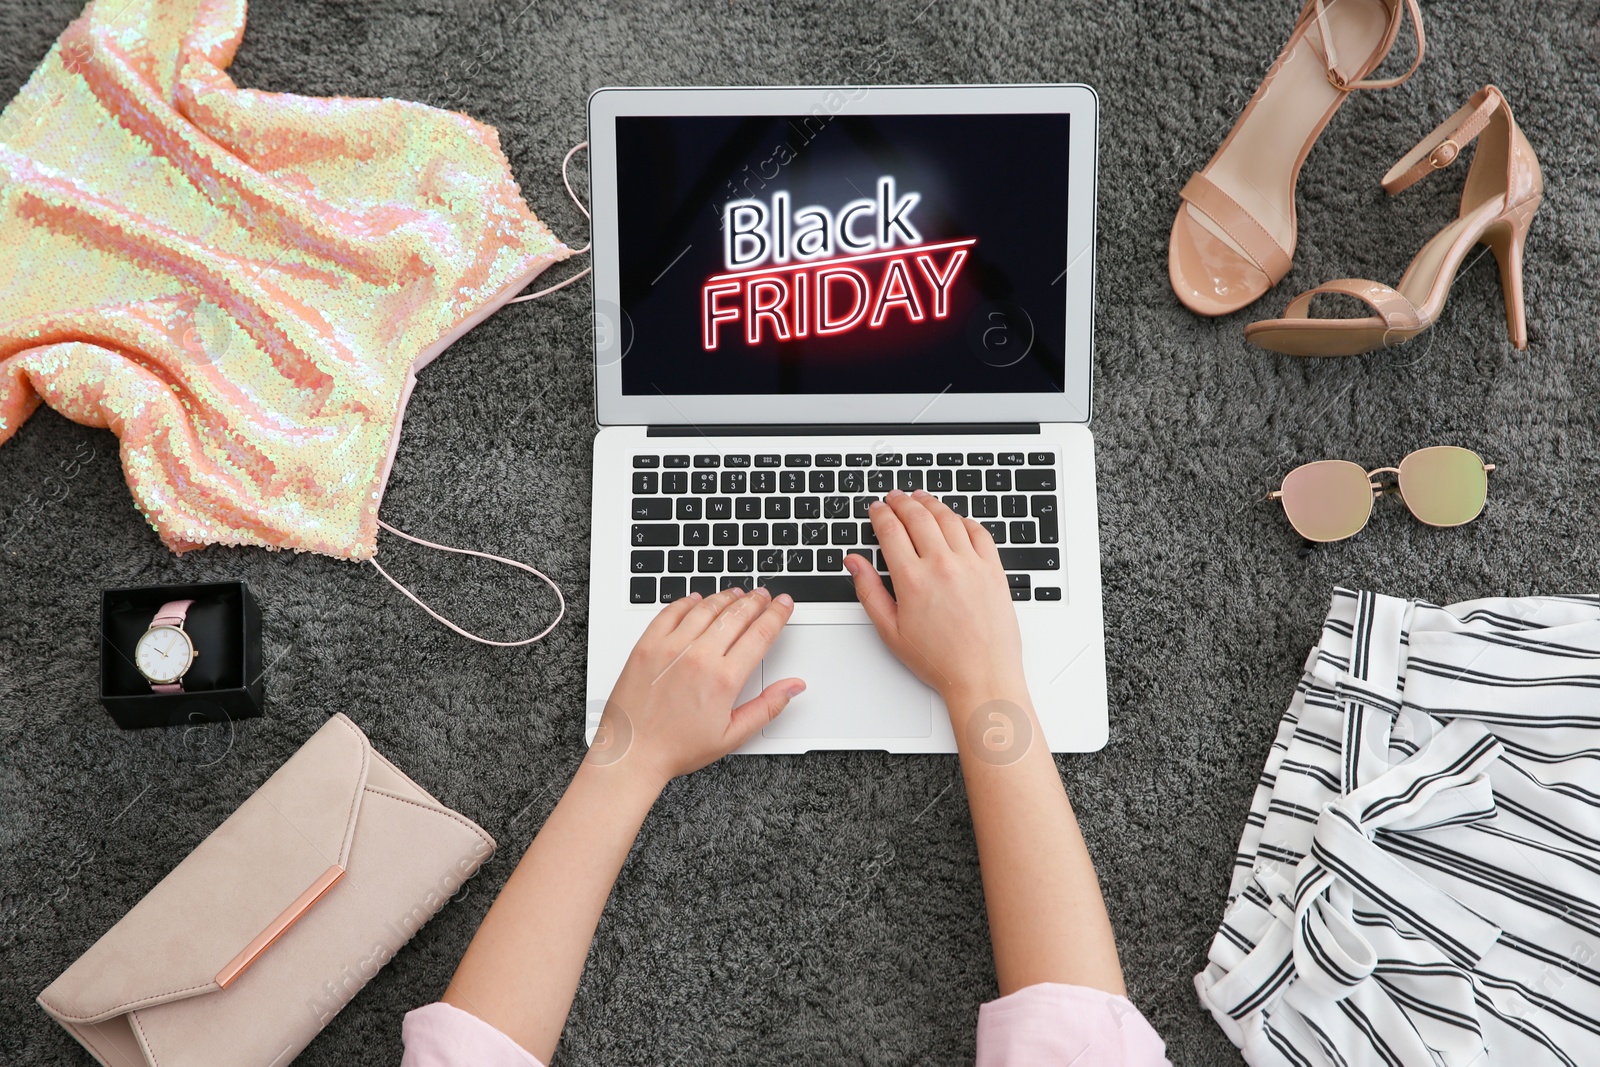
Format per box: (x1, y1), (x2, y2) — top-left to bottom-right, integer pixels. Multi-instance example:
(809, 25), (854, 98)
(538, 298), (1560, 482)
(612, 112), (1072, 397)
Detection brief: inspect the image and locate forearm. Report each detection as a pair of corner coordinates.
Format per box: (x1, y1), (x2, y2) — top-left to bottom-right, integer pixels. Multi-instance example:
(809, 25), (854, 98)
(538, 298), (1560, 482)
(947, 685), (1126, 998)
(442, 759), (664, 1064)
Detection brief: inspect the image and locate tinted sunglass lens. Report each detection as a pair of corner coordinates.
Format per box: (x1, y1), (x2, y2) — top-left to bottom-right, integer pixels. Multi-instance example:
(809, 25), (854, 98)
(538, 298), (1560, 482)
(1398, 447), (1488, 527)
(1279, 461), (1374, 542)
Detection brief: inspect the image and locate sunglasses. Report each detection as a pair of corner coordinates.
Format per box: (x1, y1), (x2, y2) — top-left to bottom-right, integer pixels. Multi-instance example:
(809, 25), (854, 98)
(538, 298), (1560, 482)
(1267, 446), (1495, 542)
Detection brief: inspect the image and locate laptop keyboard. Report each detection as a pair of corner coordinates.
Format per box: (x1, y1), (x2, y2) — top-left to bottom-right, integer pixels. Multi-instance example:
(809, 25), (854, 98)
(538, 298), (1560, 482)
(628, 450), (1064, 605)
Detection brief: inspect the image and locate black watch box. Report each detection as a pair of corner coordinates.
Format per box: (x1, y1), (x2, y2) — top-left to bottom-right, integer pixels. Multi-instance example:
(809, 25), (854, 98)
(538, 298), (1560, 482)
(99, 580), (265, 729)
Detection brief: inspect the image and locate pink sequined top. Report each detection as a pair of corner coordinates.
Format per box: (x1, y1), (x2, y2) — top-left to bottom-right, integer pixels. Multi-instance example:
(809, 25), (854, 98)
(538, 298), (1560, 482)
(0, 0), (570, 560)
(400, 984), (1171, 1066)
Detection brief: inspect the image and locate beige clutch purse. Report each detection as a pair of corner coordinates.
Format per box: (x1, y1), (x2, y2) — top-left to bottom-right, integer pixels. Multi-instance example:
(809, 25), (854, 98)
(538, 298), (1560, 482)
(38, 713), (496, 1067)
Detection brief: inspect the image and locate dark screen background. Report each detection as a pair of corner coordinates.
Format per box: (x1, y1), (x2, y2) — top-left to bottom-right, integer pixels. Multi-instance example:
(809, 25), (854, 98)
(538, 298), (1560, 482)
(612, 113), (1071, 395)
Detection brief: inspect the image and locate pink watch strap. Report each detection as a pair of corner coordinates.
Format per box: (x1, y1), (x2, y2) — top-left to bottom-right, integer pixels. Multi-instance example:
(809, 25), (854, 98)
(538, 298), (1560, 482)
(152, 599), (194, 629)
(149, 599), (195, 694)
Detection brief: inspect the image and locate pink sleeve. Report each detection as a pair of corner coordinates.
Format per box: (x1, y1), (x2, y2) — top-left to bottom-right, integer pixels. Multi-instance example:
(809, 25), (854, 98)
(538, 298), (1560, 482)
(401, 1002), (544, 1067)
(975, 983), (1171, 1067)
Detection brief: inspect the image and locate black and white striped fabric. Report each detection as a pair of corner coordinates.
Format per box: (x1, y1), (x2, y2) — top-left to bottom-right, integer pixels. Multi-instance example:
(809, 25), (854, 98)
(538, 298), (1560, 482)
(1197, 588), (1600, 1066)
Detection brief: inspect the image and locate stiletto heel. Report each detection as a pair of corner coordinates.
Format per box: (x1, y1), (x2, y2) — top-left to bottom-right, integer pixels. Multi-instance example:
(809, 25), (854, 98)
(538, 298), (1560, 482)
(1483, 198), (1538, 348)
(1245, 85), (1543, 357)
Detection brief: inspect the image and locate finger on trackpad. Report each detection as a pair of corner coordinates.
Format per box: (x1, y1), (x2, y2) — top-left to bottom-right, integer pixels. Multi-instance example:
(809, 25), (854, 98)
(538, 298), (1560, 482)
(761, 626), (933, 739)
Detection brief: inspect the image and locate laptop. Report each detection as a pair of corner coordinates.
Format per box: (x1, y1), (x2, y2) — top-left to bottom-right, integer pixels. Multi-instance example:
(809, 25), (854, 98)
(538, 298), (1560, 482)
(583, 85), (1106, 753)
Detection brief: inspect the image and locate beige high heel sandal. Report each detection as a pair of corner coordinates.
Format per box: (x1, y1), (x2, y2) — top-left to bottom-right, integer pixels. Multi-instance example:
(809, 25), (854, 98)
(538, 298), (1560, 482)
(1169, 0), (1425, 317)
(1244, 86), (1542, 357)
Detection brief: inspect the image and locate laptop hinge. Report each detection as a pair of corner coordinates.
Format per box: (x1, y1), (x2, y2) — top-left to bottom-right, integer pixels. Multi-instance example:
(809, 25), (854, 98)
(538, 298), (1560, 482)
(646, 423), (1040, 438)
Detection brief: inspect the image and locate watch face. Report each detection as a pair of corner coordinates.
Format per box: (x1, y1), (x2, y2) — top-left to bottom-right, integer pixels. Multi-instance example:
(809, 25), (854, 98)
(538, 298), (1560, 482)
(135, 626), (194, 685)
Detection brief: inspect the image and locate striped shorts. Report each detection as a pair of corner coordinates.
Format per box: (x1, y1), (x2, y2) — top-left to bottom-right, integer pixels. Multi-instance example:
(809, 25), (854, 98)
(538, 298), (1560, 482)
(1197, 588), (1600, 1066)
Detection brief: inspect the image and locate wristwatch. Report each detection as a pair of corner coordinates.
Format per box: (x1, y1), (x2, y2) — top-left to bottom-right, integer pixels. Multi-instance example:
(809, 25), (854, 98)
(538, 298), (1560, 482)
(134, 599), (198, 693)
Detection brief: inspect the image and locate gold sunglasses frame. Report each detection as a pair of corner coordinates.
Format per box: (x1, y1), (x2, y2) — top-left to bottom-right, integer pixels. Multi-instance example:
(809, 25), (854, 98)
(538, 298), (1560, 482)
(1266, 448), (1496, 542)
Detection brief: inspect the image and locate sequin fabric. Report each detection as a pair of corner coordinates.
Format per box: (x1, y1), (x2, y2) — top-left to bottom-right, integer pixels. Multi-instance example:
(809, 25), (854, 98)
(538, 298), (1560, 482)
(0, 0), (571, 559)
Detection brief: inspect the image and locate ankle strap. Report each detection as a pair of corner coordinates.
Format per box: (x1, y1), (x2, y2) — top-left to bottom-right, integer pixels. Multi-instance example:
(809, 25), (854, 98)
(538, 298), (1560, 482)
(1382, 86), (1503, 195)
(1306, 0), (1425, 91)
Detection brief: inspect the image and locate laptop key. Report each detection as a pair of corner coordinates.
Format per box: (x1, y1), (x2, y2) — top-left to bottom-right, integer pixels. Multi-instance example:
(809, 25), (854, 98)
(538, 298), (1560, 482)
(860, 522), (879, 545)
(787, 549), (814, 572)
(722, 575), (755, 592)
(720, 471), (746, 494)
(694, 454), (720, 468)
(659, 577), (687, 602)
(758, 575), (858, 602)
(698, 549), (724, 572)
(1011, 587), (1031, 601)
(1002, 494), (1027, 517)
(632, 497), (671, 520)
(758, 549), (784, 572)
(773, 523), (799, 545)
(663, 455), (690, 468)
(846, 452), (872, 467)
(1038, 513), (1059, 544)
(831, 522), (857, 545)
(1007, 573), (1031, 588)
(1028, 452), (1055, 466)
(896, 470), (923, 492)
(692, 472), (717, 494)
(986, 469), (1012, 492)
(839, 470), (864, 493)
(876, 453), (903, 466)
(1035, 586), (1062, 601)
(755, 454), (782, 467)
(1009, 521), (1037, 544)
(725, 454), (751, 468)
(1015, 469), (1056, 492)
(676, 498), (702, 520)
(707, 497), (732, 520)
(784, 454), (811, 468)
(668, 550), (693, 573)
(927, 470), (953, 492)
(751, 471), (776, 493)
(633, 524), (677, 547)
(795, 496), (821, 518)
(809, 470), (835, 493)
(742, 524), (769, 545)
(816, 453), (842, 467)
(847, 547), (873, 564)
(728, 549), (753, 572)
(633, 472), (659, 494)
(662, 471), (688, 494)
(999, 452), (1025, 465)
(802, 523), (828, 545)
(690, 576), (717, 597)
(966, 452), (994, 466)
(906, 453), (933, 466)
(937, 452), (964, 466)
(631, 550), (665, 573)
(972, 495), (998, 518)
(634, 455), (660, 468)
(999, 548), (1060, 570)
(981, 521), (1007, 543)
(956, 470), (983, 492)
(867, 470), (894, 492)
(735, 497), (760, 519)
(779, 471), (806, 493)
(630, 577), (656, 603)
(818, 548), (844, 571)
(713, 523), (740, 546)
(764, 497), (791, 519)
(853, 495), (876, 518)
(824, 496), (850, 518)
(683, 524), (710, 546)
(942, 495), (968, 516)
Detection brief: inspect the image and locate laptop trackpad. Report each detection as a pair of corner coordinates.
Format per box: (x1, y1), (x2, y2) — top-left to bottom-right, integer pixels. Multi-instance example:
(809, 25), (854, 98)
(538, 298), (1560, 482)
(761, 626), (934, 739)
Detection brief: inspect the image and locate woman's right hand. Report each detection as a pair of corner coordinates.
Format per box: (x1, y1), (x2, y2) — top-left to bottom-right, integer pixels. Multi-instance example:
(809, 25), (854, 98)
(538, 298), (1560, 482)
(842, 489), (1028, 715)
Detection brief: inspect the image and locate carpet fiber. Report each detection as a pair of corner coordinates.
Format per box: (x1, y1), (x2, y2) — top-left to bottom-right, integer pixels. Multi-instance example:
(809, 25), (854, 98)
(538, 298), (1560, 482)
(3, 1), (1598, 1064)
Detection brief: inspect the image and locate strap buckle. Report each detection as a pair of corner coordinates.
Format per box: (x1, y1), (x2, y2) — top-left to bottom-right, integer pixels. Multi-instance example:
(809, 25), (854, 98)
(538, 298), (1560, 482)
(1429, 139), (1460, 169)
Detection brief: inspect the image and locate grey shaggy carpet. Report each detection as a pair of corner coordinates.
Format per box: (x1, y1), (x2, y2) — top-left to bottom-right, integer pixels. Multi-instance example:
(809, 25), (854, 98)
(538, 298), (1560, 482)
(3, 0), (1600, 1064)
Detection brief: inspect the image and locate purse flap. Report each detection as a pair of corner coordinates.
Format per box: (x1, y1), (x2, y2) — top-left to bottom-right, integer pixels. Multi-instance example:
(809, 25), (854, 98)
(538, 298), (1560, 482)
(39, 714), (373, 1025)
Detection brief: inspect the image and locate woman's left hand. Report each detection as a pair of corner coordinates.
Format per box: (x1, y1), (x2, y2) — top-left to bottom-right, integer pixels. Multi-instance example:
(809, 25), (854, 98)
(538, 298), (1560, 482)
(590, 587), (805, 787)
